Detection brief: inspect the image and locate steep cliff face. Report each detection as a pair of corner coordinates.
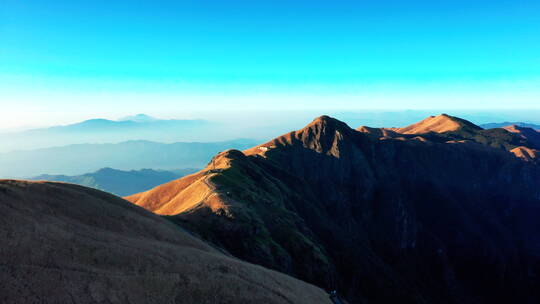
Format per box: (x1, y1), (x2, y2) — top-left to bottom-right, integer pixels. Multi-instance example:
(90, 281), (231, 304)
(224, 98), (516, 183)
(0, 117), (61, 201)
(128, 115), (540, 304)
(0, 180), (331, 304)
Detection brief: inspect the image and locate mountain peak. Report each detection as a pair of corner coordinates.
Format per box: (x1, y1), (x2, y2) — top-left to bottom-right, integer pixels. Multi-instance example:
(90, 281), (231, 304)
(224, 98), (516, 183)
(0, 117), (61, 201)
(311, 115), (333, 123)
(393, 114), (481, 134)
(206, 149), (247, 170)
(303, 115), (353, 137)
(95, 167), (118, 174)
(119, 114), (157, 122)
(244, 115), (353, 156)
(308, 115), (348, 128)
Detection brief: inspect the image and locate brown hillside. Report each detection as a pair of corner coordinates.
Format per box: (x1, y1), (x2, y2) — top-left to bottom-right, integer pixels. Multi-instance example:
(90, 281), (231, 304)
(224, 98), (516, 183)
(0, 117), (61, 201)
(392, 114), (482, 134)
(0, 180), (331, 304)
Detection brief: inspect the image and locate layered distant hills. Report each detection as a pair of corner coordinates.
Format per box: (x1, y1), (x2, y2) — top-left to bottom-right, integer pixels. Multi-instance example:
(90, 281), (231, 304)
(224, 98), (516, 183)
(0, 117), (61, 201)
(0, 114), (216, 152)
(481, 121), (540, 130)
(0, 139), (258, 178)
(29, 167), (198, 196)
(128, 114), (540, 303)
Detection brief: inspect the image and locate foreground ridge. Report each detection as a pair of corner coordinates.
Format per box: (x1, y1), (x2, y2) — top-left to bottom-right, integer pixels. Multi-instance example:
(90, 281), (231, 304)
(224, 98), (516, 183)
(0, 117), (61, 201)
(0, 180), (331, 304)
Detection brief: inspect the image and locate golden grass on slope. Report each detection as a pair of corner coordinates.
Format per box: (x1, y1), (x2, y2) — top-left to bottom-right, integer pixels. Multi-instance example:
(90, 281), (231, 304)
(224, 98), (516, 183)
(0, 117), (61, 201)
(126, 150), (243, 215)
(393, 114), (463, 134)
(511, 146), (539, 161)
(127, 171), (218, 215)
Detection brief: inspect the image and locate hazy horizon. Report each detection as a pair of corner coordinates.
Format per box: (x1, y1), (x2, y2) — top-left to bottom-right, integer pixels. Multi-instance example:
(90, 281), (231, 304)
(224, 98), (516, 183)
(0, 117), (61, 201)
(2, 109), (540, 134)
(2, 0), (539, 130)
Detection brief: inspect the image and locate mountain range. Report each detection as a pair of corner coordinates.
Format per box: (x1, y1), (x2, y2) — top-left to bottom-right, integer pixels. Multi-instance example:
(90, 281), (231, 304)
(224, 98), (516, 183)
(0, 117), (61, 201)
(29, 167), (198, 196)
(3, 113), (540, 303)
(0, 139), (258, 178)
(127, 114), (540, 303)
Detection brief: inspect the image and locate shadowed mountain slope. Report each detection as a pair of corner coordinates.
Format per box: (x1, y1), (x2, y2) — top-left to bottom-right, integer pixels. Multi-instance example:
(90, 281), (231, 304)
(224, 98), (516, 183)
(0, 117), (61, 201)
(502, 125), (540, 149)
(128, 115), (540, 304)
(0, 180), (331, 304)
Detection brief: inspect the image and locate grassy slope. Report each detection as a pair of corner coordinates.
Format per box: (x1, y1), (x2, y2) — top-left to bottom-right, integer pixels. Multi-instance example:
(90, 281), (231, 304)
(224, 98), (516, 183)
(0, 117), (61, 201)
(0, 180), (332, 304)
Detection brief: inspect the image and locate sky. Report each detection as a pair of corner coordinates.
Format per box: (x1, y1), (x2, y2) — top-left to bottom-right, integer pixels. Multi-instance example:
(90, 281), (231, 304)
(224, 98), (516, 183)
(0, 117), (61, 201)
(1, 0), (540, 129)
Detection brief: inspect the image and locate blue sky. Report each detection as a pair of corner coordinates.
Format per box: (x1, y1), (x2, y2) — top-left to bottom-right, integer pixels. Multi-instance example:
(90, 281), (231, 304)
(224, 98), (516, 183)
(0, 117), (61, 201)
(1, 0), (539, 129)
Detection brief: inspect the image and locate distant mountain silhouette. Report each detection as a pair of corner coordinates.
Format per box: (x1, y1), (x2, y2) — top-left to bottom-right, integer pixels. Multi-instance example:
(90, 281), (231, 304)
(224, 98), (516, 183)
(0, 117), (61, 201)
(0, 139), (258, 178)
(481, 121), (540, 130)
(0, 180), (330, 303)
(30, 167), (197, 196)
(0, 114), (215, 152)
(119, 113), (159, 122)
(128, 115), (540, 304)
